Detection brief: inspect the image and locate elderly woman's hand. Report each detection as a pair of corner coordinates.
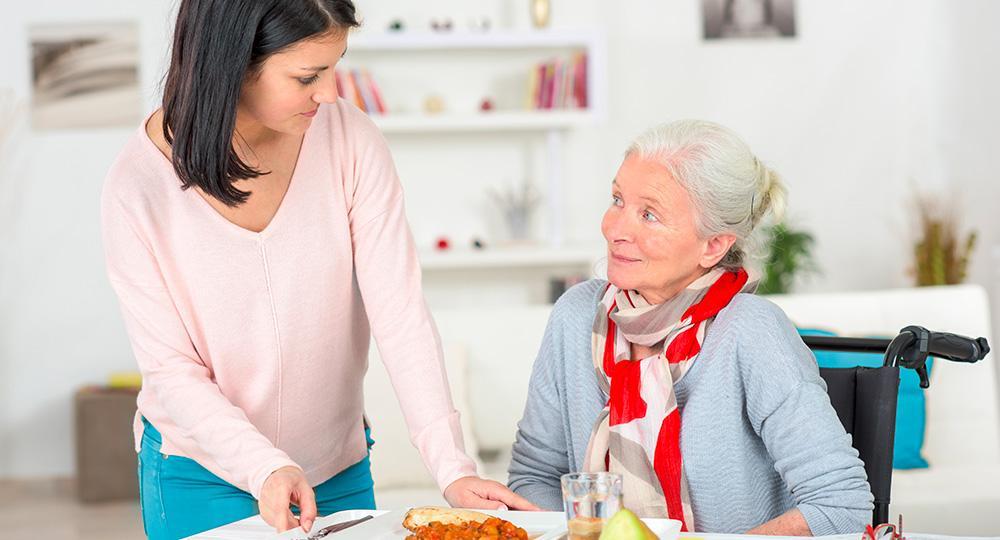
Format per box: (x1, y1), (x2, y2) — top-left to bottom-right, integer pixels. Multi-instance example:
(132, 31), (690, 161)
(444, 476), (541, 511)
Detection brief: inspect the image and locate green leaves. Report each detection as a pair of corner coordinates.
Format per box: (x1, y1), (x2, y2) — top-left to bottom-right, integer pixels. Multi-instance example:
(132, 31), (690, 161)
(759, 222), (818, 295)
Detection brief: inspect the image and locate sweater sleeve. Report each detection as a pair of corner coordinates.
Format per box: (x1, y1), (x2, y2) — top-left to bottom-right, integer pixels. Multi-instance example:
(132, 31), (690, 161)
(101, 192), (299, 500)
(507, 283), (600, 510)
(346, 114), (477, 492)
(736, 297), (874, 535)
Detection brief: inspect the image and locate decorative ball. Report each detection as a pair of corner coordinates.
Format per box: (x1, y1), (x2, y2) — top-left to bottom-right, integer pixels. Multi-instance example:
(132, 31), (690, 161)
(388, 19), (405, 32)
(479, 98), (495, 112)
(469, 17), (492, 32)
(435, 237), (451, 251)
(430, 18), (453, 32)
(471, 238), (486, 250)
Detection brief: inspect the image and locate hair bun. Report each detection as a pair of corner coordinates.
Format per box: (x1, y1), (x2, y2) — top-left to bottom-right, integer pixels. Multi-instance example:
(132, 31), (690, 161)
(754, 160), (786, 225)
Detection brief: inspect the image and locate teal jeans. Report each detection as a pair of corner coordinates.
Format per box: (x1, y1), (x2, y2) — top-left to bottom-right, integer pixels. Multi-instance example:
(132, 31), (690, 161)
(138, 418), (376, 539)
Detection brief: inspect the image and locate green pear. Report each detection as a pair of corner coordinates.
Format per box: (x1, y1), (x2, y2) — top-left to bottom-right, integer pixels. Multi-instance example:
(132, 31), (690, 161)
(599, 508), (658, 540)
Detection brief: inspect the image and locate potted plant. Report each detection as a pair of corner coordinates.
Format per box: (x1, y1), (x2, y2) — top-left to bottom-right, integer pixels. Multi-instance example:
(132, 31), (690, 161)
(758, 222), (818, 295)
(912, 194), (977, 286)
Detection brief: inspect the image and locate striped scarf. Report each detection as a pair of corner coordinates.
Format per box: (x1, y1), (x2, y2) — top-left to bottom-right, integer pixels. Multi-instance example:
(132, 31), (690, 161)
(584, 268), (757, 531)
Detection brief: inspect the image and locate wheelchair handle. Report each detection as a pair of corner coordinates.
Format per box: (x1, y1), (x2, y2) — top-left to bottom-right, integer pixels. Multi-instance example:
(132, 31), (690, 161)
(927, 331), (990, 363)
(888, 325), (990, 388)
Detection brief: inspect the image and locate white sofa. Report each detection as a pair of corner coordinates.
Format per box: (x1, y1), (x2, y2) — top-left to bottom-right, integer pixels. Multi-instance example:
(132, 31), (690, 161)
(768, 286), (1000, 536)
(364, 285), (1000, 535)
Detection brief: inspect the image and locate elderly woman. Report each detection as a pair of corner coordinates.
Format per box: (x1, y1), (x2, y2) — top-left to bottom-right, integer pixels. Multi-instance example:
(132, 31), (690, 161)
(508, 121), (873, 535)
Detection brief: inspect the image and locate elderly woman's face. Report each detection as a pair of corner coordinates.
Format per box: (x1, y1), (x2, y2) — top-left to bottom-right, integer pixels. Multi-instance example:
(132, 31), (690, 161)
(602, 154), (728, 303)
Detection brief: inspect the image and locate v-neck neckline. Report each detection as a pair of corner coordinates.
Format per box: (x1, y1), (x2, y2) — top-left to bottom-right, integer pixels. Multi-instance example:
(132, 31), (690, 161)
(140, 109), (316, 240)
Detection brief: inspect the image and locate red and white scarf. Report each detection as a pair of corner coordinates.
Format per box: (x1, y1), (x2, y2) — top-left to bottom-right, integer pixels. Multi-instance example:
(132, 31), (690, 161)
(584, 268), (757, 531)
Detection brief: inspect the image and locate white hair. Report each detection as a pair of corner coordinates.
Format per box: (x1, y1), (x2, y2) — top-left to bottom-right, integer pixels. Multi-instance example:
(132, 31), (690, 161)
(626, 120), (787, 271)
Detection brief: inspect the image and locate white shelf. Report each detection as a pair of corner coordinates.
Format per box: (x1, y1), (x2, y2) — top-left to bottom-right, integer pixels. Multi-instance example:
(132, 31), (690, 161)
(419, 246), (598, 271)
(371, 110), (595, 133)
(346, 29), (608, 248)
(350, 30), (601, 52)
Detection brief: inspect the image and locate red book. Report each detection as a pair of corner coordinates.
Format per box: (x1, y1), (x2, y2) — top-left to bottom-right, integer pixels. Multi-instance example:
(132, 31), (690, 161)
(542, 61), (555, 109)
(335, 70), (345, 100)
(551, 58), (564, 109)
(535, 63), (547, 109)
(574, 53), (588, 109)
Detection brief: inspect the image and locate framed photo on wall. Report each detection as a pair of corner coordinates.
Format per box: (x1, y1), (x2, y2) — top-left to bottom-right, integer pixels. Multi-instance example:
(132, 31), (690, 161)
(29, 21), (141, 130)
(702, 0), (797, 40)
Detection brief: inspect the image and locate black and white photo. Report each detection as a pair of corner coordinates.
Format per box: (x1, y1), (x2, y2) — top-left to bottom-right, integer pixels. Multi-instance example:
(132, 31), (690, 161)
(702, 0), (796, 40)
(30, 22), (140, 129)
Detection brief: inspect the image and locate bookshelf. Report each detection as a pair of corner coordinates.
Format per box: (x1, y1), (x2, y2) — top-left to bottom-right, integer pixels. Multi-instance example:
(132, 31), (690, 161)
(346, 29), (606, 274)
(419, 245), (598, 271)
(350, 30), (604, 54)
(372, 110), (595, 133)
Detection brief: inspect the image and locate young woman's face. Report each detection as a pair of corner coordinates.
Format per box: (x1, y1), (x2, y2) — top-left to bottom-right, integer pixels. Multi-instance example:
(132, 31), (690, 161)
(238, 30), (348, 135)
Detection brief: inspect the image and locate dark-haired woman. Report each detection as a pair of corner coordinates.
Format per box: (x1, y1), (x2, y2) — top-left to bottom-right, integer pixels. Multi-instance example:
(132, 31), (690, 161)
(100, 1), (534, 538)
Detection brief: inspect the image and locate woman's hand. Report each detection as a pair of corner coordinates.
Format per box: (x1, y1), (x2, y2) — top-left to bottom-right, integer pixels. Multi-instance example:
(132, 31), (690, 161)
(745, 508), (812, 536)
(260, 466), (318, 533)
(443, 476), (541, 511)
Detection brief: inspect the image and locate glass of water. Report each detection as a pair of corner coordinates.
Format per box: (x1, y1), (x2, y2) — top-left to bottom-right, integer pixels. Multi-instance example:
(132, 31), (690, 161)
(561, 472), (623, 540)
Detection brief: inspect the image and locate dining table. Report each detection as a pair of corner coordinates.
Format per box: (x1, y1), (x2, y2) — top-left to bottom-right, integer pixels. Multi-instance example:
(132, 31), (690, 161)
(184, 509), (999, 540)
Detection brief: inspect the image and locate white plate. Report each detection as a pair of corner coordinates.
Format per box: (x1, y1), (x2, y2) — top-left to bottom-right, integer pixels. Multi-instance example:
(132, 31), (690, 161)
(310, 509), (682, 540)
(274, 510), (390, 540)
(320, 509), (563, 539)
(185, 510), (390, 540)
(189, 508), (682, 540)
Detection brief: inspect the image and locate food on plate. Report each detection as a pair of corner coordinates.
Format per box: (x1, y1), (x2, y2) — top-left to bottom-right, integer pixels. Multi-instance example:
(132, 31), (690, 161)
(403, 507), (494, 529)
(402, 506), (529, 539)
(598, 509), (658, 540)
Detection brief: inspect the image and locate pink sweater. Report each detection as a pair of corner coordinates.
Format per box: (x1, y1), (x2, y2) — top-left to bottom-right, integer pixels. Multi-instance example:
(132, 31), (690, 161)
(101, 101), (477, 499)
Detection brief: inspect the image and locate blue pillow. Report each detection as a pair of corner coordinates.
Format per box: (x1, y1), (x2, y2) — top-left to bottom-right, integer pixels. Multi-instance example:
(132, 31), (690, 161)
(798, 328), (932, 469)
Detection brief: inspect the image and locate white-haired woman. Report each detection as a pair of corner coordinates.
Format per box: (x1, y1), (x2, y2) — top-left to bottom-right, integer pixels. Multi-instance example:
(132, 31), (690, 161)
(508, 121), (872, 535)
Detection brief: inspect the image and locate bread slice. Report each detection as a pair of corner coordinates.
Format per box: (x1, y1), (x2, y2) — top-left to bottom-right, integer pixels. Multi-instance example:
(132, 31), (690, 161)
(402, 506), (493, 530)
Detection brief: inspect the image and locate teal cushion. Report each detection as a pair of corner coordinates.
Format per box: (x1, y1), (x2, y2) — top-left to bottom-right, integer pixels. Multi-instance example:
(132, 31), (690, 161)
(798, 328), (932, 469)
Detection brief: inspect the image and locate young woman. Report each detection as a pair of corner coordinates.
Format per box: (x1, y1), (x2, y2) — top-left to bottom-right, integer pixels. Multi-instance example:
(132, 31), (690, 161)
(101, 1), (534, 538)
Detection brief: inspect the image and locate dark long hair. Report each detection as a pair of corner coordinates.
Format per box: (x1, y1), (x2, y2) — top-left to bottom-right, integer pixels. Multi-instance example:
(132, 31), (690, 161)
(162, 0), (359, 206)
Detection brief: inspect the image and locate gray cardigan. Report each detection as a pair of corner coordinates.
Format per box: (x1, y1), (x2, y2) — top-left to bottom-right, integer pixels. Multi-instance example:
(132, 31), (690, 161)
(507, 279), (873, 535)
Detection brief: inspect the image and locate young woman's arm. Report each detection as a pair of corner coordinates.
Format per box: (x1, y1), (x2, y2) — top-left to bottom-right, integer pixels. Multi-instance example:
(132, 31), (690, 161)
(343, 109), (534, 510)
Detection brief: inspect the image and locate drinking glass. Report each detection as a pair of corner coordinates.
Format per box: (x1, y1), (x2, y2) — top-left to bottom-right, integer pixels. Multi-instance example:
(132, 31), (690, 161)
(560, 472), (623, 540)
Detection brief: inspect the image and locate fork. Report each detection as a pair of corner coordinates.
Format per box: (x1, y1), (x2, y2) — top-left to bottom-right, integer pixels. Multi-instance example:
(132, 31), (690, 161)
(305, 515), (374, 539)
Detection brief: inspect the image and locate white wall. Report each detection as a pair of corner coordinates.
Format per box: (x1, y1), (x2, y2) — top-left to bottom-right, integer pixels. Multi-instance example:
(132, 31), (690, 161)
(0, 0), (179, 478)
(1, 0), (997, 478)
(927, 2), (1000, 295)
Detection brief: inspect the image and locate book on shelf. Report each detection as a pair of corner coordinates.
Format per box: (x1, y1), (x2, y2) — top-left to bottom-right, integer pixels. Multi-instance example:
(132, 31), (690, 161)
(335, 68), (387, 115)
(336, 52), (586, 117)
(352, 68), (377, 113)
(365, 71), (388, 114)
(527, 52), (588, 111)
